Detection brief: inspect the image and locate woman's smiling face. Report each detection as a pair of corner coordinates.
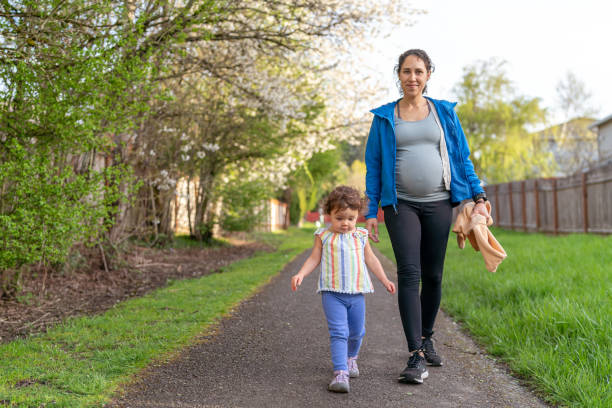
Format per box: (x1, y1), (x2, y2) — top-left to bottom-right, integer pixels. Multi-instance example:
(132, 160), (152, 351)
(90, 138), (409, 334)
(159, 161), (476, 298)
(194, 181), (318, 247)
(398, 55), (431, 97)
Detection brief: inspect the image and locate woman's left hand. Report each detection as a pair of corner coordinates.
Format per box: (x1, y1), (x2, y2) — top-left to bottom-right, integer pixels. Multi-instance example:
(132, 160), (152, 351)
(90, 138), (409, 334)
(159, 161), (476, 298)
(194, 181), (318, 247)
(472, 202), (490, 220)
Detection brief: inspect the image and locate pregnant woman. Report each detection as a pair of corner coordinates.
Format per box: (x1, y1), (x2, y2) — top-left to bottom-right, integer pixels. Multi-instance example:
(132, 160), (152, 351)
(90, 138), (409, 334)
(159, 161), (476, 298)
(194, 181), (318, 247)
(364, 49), (490, 384)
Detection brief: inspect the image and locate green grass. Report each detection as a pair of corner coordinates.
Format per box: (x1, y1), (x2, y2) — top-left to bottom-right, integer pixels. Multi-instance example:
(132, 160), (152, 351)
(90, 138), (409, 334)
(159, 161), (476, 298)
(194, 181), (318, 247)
(375, 226), (611, 408)
(0, 227), (315, 407)
(169, 234), (231, 249)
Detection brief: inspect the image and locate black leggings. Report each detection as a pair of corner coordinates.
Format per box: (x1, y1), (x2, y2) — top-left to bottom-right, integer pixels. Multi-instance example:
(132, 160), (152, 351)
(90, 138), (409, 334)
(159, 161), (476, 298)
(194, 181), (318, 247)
(384, 199), (452, 352)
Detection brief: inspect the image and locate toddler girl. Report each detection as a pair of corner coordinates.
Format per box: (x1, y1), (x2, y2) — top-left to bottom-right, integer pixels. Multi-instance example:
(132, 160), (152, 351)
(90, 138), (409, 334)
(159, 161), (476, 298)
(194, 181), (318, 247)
(291, 185), (396, 393)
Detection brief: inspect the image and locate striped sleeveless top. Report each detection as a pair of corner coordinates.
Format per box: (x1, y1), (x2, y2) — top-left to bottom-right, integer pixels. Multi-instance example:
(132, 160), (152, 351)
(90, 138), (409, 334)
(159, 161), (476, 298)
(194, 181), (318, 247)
(315, 227), (374, 294)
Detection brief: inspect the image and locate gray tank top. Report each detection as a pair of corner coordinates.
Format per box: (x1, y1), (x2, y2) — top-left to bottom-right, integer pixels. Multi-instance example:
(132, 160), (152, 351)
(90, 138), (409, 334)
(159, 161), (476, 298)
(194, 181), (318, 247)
(394, 107), (450, 202)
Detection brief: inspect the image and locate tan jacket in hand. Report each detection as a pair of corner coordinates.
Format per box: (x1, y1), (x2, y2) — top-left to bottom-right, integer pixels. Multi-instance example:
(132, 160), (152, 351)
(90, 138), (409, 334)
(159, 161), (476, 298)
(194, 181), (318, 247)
(452, 201), (507, 273)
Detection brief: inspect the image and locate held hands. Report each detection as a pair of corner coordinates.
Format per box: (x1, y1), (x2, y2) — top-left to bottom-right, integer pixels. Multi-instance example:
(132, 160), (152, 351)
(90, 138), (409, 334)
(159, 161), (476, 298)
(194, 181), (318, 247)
(291, 274), (304, 291)
(365, 218), (379, 243)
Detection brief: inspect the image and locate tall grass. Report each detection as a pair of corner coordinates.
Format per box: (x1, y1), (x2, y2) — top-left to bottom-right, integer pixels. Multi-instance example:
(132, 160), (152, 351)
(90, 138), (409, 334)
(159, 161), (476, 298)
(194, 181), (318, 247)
(375, 227), (611, 408)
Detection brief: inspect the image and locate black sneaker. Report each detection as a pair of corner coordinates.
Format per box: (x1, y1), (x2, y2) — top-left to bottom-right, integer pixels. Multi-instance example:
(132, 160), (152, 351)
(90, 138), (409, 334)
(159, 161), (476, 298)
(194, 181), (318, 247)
(422, 336), (443, 366)
(398, 351), (429, 384)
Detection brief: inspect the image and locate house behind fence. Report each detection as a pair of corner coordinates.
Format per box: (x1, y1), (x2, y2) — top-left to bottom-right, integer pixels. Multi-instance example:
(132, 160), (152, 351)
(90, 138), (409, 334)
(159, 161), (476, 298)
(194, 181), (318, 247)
(483, 114), (612, 235)
(257, 199), (289, 232)
(172, 178), (289, 234)
(590, 113), (612, 163)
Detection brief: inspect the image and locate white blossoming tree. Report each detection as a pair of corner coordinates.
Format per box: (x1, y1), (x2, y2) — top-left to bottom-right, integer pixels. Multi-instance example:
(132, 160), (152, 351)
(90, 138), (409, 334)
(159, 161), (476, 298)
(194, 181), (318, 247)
(125, 0), (422, 240)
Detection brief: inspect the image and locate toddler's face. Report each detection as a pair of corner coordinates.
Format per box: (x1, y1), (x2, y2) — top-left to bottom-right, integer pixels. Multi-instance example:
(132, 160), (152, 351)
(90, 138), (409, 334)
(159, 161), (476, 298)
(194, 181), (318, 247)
(329, 207), (359, 234)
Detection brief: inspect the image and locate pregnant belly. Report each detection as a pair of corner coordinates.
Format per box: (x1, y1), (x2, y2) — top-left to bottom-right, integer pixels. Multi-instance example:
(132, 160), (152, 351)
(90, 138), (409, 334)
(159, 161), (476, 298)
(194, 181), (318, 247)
(396, 151), (444, 196)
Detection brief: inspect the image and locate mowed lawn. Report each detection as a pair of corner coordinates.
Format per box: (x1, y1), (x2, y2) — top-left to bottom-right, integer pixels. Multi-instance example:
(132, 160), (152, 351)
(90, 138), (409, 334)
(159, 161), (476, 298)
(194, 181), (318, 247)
(0, 227), (315, 407)
(375, 226), (611, 408)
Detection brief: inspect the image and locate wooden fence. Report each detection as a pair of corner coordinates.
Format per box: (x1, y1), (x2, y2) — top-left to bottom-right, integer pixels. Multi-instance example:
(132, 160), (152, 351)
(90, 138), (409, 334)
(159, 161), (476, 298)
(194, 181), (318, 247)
(485, 162), (612, 234)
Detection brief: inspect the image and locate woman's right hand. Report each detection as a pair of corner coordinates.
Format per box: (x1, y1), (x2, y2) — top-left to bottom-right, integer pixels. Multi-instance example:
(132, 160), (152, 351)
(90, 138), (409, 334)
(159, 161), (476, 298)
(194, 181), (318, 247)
(365, 218), (379, 243)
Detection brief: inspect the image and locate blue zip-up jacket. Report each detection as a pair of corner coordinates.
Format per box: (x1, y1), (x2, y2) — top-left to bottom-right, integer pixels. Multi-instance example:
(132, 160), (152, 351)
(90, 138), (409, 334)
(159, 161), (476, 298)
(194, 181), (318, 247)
(365, 96), (484, 218)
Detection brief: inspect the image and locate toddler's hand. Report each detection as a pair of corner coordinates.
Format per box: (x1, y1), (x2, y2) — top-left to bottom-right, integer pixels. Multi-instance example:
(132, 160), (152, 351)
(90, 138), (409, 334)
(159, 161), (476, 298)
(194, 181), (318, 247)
(291, 274), (303, 291)
(384, 280), (396, 294)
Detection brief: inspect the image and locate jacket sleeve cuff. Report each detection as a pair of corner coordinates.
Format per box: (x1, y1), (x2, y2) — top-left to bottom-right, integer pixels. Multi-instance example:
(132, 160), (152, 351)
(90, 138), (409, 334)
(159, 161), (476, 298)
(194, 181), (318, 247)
(365, 202), (379, 219)
(473, 192), (487, 202)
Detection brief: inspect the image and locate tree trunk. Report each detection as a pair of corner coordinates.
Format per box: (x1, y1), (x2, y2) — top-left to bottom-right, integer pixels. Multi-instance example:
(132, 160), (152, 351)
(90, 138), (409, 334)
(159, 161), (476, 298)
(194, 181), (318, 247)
(193, 171), (214, 243)
(159, 190), (176, 238)
(108, 136), (132, 245)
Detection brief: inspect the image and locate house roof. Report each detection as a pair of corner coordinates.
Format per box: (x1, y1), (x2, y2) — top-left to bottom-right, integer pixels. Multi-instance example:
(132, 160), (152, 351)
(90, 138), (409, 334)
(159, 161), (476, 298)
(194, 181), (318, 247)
(589, 114), (612, 130)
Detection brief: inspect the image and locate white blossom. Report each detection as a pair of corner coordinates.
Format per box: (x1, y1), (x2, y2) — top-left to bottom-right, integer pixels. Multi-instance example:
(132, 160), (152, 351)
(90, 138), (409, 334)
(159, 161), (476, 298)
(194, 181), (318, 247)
(202, 143), (220, 152)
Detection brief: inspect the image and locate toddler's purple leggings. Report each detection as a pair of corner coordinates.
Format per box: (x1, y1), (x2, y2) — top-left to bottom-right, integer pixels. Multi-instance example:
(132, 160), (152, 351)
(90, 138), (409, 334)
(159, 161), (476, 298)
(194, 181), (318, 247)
(321, 291), (366, 371)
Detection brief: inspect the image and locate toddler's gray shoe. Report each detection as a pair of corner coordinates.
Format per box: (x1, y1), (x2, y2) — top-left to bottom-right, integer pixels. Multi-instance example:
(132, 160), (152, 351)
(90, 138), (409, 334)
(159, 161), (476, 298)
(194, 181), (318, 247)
(348, 356), (359, 378)
(328, 370), (350, 393)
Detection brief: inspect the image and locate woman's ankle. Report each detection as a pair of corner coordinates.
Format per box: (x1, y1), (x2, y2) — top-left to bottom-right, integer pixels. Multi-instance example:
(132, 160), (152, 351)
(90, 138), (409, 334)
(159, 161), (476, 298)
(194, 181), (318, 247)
(409, 349), (425, 358)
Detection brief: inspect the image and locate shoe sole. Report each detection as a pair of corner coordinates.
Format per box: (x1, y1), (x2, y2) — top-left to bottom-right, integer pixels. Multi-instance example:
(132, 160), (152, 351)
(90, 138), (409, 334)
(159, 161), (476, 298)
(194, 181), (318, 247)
(398, 370), (429, 384)
(426, 361), (443, 366)
(328, 384), (350, 393)
(349, 371), (359, 378)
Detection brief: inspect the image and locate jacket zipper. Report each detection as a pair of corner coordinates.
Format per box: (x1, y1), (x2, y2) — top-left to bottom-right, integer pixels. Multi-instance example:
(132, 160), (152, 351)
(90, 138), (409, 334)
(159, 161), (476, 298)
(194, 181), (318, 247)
(385, 110), (399, 215)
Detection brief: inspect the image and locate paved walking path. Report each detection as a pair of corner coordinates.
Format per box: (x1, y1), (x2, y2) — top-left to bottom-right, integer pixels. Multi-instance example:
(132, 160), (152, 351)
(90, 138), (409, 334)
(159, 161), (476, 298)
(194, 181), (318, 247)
(110, 249), (548, 408)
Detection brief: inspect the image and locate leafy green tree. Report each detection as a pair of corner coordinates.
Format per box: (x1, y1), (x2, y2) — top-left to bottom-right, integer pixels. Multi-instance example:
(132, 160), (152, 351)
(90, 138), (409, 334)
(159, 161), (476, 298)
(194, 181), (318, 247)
(0, 0), (421, 294)
(216, 179), (276, 232)
(453, 58), (555, 183)
(344, 160), (367, 194)
(121, 0), (414, 240)
(0, 0), (145, 289)
(288, 147), (346, 226)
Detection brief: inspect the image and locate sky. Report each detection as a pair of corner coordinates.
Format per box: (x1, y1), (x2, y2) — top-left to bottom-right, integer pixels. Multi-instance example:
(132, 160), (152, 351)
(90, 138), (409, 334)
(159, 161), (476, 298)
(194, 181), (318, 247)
(365, 0), (612, 125)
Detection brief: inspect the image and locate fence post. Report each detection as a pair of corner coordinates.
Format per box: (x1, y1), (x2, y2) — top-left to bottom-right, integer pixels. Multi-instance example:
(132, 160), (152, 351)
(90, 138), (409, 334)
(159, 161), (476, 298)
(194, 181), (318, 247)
(494, 184), (500, 225)
(521, 180), (527, 231)
(534, 179), (540, 232)
(552, 178), (558, 235)
(582, 172), (589, 233)
(509, 182), (514, 230)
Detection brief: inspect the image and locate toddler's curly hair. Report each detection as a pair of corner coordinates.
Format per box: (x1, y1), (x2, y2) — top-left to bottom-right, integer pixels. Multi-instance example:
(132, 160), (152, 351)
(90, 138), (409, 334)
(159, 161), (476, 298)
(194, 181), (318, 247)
(323, 185), (366, 215)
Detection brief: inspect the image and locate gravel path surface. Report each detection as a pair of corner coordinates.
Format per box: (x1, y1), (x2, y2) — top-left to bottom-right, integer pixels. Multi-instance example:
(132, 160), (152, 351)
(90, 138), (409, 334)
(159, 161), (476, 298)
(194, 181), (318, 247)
(109, 248), (549, 408)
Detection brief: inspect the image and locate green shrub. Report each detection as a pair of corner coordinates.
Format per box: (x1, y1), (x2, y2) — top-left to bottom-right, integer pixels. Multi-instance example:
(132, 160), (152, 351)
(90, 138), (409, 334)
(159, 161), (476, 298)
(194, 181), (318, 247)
(218, 179), (272, 232)
(0, 141), (128, 292)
